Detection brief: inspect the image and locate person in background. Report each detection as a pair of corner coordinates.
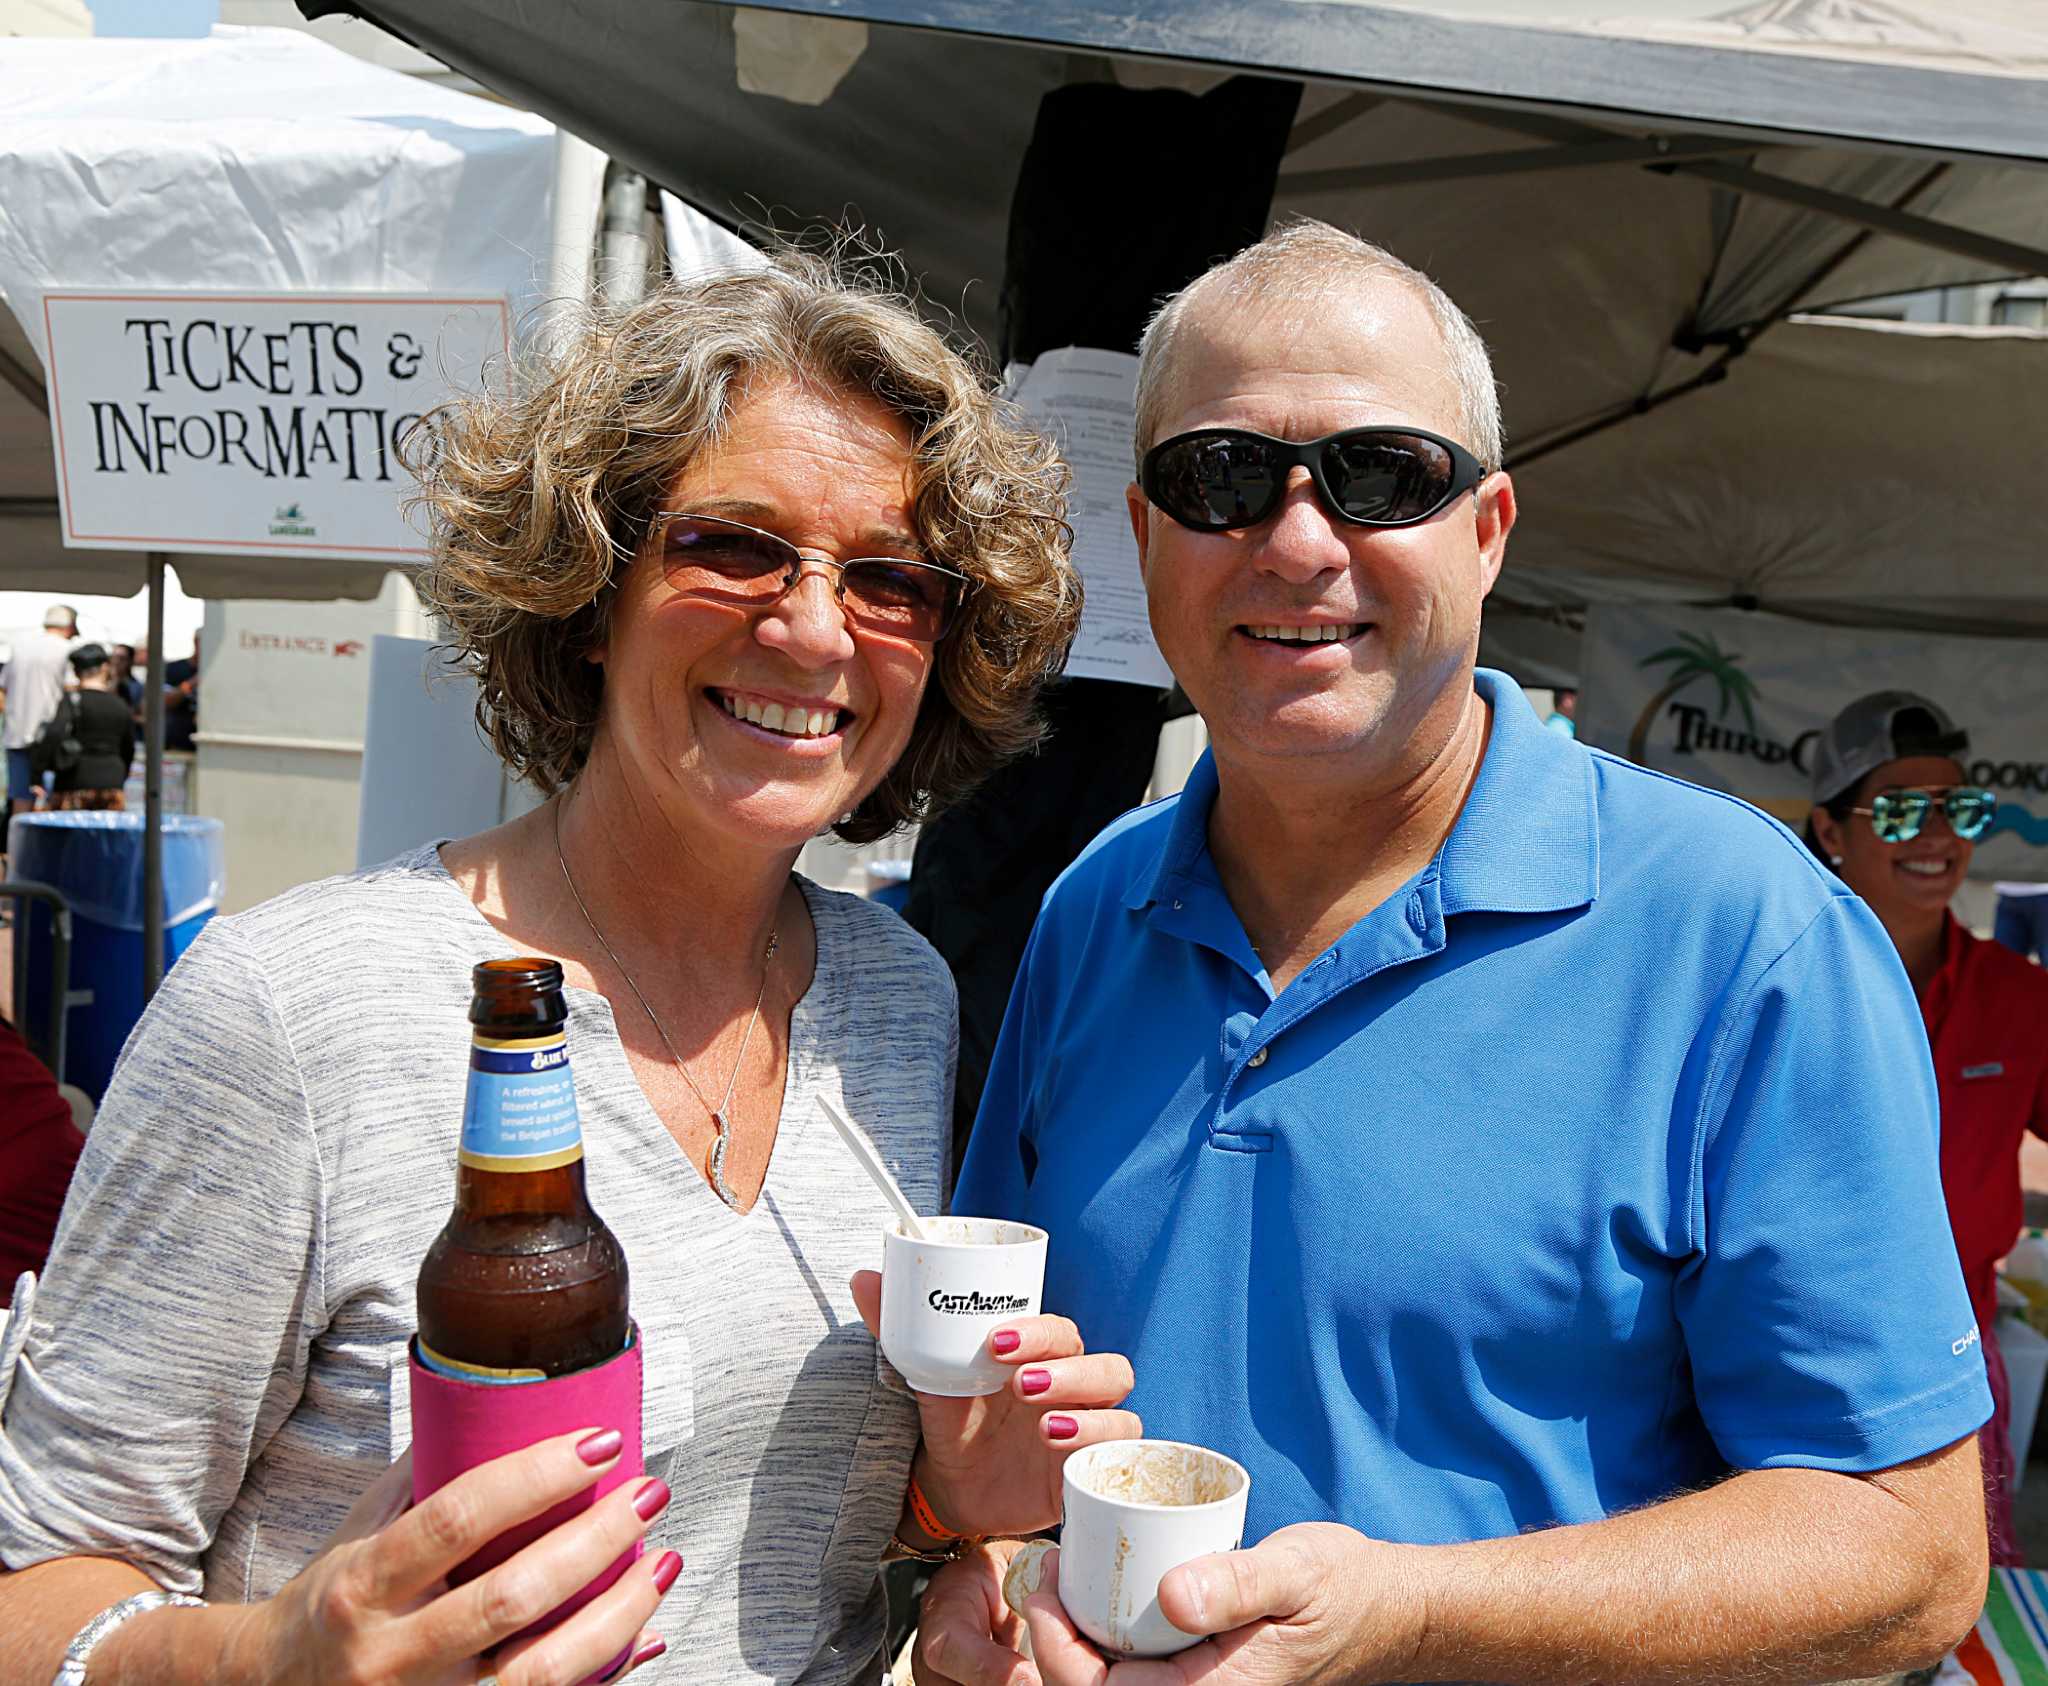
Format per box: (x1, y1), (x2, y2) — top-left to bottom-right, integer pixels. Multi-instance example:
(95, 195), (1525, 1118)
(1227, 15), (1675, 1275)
(1, 604), (78, 819)
(47, 644), (135, 813)
(1543, 684), (1576, 737)
(1993, 879), (2048, 963)
(125, 639), (148, 725)
(1806, 690), (2048, 1565)
(0, 1015), (82, 1308)
(161, 632), (199, 752)
(110, 644), (141, 716)
(921, 221), (1989, 1686)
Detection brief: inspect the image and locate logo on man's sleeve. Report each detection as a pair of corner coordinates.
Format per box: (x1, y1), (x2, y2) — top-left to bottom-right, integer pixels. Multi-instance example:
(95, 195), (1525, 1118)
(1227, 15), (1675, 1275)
(1954, 1323), (1982, 1358)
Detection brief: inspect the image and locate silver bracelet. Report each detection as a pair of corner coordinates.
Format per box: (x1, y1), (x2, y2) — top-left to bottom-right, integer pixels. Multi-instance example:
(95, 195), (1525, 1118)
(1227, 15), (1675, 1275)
(54, 1590), (207, 1686)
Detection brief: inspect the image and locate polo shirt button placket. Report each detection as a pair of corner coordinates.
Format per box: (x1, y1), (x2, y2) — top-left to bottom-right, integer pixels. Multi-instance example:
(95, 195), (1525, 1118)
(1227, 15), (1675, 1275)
(1246, 1047), (1268, 1068)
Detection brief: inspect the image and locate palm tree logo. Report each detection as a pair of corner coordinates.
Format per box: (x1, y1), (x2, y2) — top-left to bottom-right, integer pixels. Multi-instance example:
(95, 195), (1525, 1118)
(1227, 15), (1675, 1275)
(1627, 630), (1760, 764)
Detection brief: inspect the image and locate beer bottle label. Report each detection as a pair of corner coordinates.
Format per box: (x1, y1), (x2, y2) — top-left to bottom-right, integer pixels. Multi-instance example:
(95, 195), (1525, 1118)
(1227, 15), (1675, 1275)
(459, 1031), (584, 1171)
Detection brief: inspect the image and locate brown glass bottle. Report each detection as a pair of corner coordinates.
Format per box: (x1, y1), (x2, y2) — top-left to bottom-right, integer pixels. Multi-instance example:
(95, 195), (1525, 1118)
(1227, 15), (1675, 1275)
(416, 958), (629, 1381)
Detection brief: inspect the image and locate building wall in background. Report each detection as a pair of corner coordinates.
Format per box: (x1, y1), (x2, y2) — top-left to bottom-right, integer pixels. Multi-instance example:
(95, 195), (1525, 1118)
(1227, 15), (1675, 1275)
(199, 570), (433, 911)
(1, 0), (90, 35)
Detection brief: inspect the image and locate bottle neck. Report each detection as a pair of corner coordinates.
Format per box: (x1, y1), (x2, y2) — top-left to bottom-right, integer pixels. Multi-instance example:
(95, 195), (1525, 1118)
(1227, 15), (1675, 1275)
(455, 1025), (589, 1220)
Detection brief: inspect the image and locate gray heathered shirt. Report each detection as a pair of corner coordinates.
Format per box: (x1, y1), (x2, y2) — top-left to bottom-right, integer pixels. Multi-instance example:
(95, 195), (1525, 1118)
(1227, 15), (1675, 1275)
(0, 844), (956, 1684)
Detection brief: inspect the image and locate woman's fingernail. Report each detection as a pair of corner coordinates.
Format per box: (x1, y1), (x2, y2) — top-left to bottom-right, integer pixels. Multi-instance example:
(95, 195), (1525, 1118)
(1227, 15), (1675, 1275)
(576, 1428), (624, 1465)
(1046, 1414), (1079, 1440)
(633, 1478), (671, 1521)
(1019, 1368), (1052, 1396)
(651, 1550), (683, 1595)
(631, 1637), (668, 1668)
(991, 1329), (1021, 1356)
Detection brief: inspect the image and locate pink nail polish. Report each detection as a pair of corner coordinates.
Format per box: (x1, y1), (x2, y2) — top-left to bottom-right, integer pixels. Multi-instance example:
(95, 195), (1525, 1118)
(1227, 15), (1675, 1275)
(633, 1478), (672, 1521)
(1019, 1368), (1052, 1396)
(991, 1329), (1021, 1356)
(576, 1428), (623, 1465)
(651, 1549), (683, 1594)
(1046, 1414), (1078, 1440)
(632, 1638), (668, 1668)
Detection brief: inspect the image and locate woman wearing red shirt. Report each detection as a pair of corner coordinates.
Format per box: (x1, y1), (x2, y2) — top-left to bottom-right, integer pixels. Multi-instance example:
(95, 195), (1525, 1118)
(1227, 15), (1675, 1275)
(1809, 691), (2048, 1563)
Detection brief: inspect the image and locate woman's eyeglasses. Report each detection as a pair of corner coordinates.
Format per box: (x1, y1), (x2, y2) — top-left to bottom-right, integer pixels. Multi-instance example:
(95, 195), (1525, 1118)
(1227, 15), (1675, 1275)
(654, 512), (973, 645)
(1139, 425), (1488, 534)
(1848, 785), (1997, 844)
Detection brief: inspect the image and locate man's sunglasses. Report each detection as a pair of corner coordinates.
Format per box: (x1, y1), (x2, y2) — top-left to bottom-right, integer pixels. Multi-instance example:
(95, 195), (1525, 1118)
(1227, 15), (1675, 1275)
(1140, 426), (1488, 534)
(654, 512), (973, 645)
(1848, 785), (1997, 844)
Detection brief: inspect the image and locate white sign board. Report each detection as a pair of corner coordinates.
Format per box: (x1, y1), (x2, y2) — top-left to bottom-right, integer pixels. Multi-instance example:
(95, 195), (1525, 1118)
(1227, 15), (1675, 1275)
(42, 290), (509, 562)
(1578, 604), (2048, 880)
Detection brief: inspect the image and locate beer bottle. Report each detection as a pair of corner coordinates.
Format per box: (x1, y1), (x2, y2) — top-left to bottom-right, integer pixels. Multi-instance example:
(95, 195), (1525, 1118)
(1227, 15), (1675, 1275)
(417, 958), (629, 1380)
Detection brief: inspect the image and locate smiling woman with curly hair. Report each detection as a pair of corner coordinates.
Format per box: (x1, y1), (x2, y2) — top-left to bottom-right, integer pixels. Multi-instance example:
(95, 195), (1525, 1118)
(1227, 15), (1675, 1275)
(0, 254), (1137, 1686)
(413, 251), (1080, 841)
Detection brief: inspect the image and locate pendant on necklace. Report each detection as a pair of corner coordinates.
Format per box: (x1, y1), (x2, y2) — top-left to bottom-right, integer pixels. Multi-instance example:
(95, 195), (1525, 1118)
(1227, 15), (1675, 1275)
(707, 1114), (741, 1210)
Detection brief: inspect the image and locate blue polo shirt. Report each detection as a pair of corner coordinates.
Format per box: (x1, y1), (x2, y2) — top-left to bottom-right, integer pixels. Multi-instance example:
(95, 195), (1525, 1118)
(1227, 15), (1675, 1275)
(956, 669), (1991, 1548)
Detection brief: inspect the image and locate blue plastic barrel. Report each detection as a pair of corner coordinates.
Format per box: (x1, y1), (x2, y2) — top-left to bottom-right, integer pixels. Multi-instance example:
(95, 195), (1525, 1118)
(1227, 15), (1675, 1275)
(7, 813), (225, 1100)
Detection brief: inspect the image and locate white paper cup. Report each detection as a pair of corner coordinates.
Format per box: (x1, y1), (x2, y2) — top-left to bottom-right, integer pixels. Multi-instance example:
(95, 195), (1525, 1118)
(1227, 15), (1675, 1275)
(1058, 1439), (1251, 1658)
(878, 1216), (1048, 1396)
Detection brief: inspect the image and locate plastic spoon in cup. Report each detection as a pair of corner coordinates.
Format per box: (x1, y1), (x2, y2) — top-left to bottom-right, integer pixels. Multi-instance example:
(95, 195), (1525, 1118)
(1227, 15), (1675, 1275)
(818, 1093), (929, 1241)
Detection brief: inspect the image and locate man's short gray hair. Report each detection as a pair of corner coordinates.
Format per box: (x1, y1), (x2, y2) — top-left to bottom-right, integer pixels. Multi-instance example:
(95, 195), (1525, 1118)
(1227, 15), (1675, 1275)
(42, 603), (77, 631)
(1133, 219), (1504, 474)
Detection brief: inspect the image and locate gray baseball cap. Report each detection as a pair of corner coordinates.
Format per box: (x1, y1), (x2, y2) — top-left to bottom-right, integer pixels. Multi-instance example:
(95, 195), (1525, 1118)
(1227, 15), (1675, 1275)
(1810, 690), (1970, 804)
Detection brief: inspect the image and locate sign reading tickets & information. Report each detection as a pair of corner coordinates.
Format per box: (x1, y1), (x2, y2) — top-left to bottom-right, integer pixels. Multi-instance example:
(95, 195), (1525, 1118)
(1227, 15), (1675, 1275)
(1578, 604), (2048, 881)
(41, 291), (510, 562)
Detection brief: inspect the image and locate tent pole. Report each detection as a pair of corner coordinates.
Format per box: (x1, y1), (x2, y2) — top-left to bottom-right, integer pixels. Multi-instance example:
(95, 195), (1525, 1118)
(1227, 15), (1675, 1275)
(143, 551), (166, 1001)
(1508, 342), (1749, 472)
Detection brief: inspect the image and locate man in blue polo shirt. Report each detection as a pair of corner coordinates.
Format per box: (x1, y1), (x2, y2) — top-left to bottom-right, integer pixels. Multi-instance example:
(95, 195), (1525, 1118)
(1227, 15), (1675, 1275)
(913, 219), (1990, 1686)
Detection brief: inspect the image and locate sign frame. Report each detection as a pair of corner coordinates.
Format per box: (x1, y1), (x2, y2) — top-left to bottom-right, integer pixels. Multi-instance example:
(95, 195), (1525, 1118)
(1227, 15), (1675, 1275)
(42, 288), (512, 563)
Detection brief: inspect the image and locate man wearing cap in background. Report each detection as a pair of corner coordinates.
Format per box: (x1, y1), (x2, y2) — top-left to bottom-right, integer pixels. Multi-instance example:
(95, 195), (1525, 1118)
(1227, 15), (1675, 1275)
(1, 604), (78, 823)
(1808, 691), (2048, 1566)
(917, 222), (1993, 1686)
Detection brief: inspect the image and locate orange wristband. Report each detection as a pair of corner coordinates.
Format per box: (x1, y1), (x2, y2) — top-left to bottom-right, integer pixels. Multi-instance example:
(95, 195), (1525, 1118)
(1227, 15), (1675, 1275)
(907, 1469), (968, 1543)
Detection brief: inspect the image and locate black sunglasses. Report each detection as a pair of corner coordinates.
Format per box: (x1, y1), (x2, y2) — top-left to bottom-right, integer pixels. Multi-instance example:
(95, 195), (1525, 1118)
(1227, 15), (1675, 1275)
(1140, 426), (1489, 534)
(654, 512), (973, 644)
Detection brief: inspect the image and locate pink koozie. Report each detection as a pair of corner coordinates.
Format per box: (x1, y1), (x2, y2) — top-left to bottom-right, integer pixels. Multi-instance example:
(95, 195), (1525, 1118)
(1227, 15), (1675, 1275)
(409, 1328), (644, 1682)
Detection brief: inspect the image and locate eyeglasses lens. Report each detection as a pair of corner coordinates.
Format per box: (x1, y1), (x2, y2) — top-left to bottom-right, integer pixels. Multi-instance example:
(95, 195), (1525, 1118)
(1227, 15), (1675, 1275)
(1324, 434), (1454, 523)
(1947, 788), (1996, 840)
(839, 561), (956, 640)
(663, 518), (791, 594)
(1155, 437), (1278, 529)
(1869, 793), (1928, 843)
(662, 516), (956, 642)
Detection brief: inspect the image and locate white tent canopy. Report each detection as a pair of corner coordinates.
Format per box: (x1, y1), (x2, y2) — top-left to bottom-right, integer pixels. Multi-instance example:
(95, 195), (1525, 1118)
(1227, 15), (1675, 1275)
(0, 25), (557, 600)
(304, 0), (2048, 633)
(1504, 313), (2048, 634)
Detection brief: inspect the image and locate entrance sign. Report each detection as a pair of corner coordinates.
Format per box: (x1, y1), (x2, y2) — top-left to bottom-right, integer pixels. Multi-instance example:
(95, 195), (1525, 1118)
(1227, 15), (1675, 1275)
(1579, 605), (2048, 881)
(42, 291), (510, 562)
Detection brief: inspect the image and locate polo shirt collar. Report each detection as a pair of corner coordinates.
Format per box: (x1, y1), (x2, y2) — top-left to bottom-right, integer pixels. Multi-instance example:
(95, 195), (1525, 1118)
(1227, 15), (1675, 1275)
(1123, 751), (1222, 913)
(1122, 667), (1599, 920)
(1439, 668), (1600, 917)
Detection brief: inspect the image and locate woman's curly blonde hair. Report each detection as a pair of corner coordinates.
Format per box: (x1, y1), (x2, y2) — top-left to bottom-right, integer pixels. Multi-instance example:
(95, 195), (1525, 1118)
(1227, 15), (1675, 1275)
(407, 252), (1080, 843)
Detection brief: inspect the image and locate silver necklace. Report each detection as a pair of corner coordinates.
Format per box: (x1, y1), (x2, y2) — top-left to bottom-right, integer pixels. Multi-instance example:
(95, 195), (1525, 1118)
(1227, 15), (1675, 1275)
(553, 798), (778, 1212)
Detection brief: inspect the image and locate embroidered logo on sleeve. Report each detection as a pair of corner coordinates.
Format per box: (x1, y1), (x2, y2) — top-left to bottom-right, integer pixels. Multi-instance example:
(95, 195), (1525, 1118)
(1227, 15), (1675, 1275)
(1954, 1323), (1982, 1358)
(1962, 1062), (2006, 1081)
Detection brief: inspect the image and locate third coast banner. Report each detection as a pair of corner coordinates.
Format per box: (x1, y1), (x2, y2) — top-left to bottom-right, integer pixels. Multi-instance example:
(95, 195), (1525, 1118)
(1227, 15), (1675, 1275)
(1577, 605), (2048, 883)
